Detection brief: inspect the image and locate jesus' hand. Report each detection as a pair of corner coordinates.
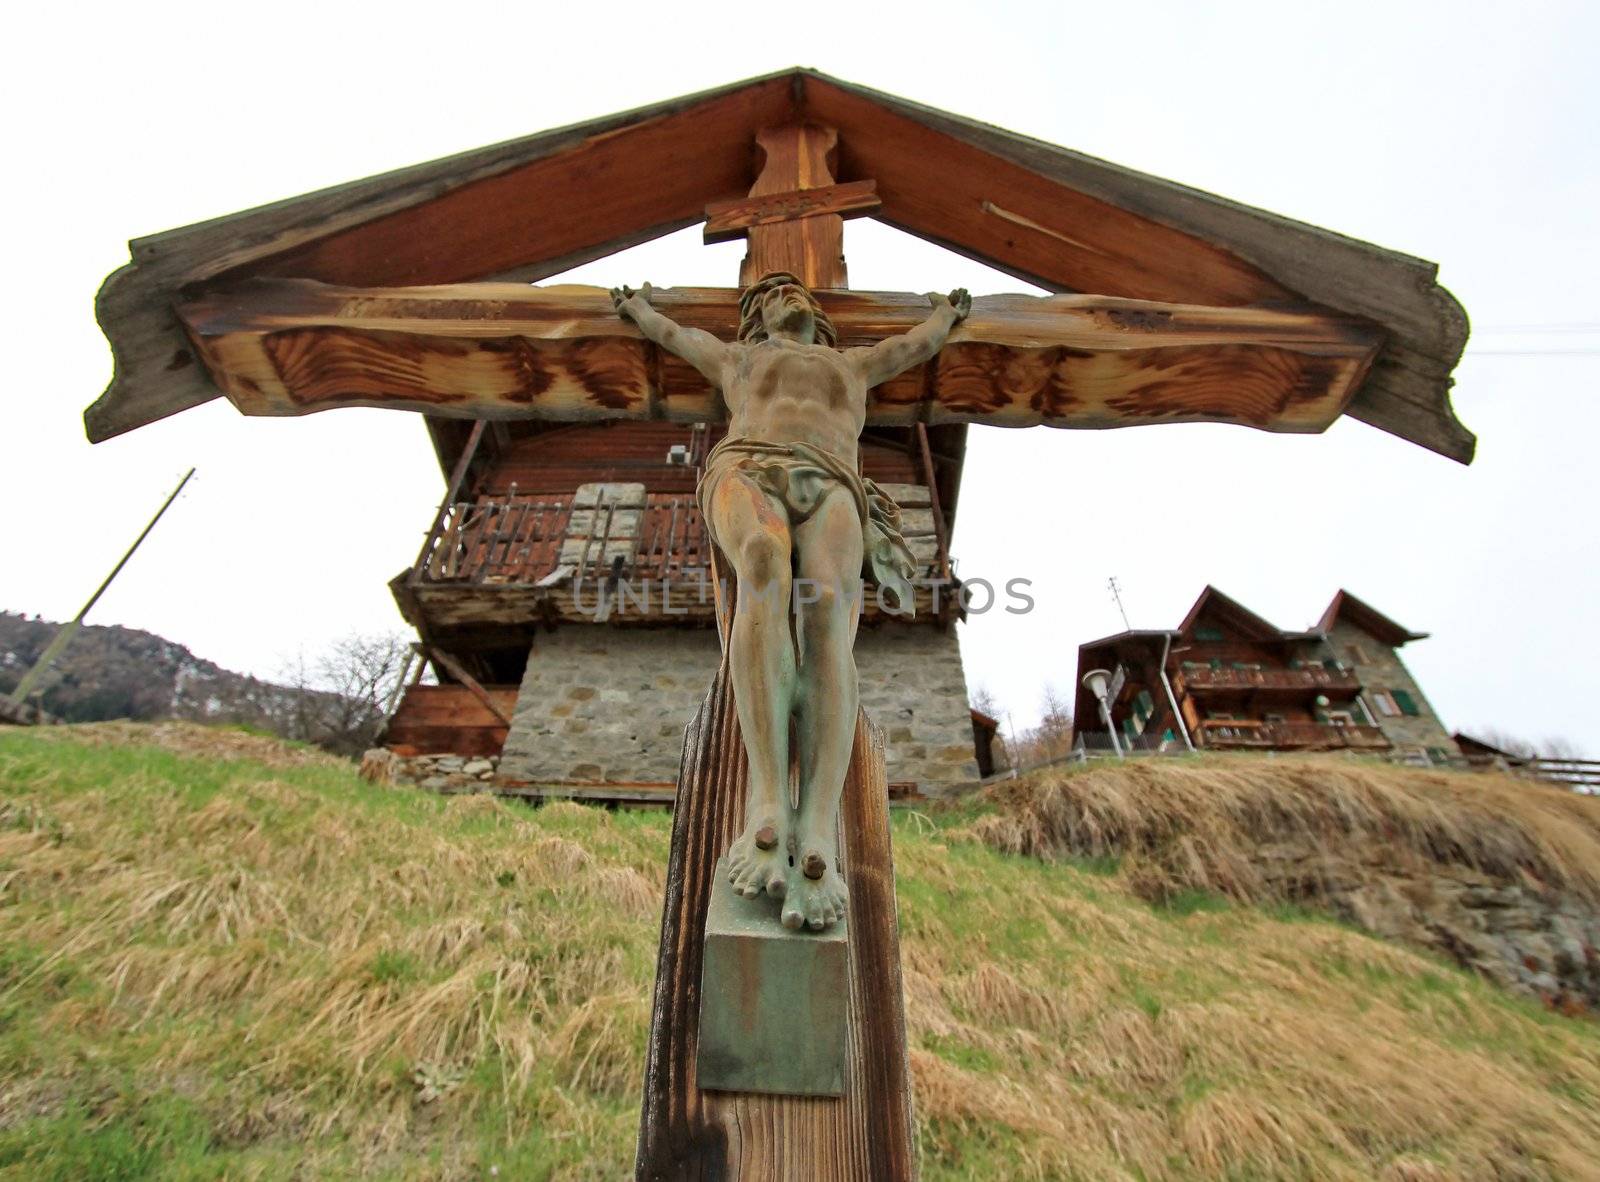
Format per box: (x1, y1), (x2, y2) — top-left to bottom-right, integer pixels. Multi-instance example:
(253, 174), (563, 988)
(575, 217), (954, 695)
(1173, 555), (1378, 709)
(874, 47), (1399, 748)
(609, 282), (654, 322)
(926, 288), (972, 323)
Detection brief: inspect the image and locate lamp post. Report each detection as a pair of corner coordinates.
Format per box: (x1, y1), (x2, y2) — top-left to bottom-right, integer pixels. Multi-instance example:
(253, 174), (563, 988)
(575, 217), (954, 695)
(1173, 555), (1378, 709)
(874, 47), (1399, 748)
(1081, 668), (1125, 759)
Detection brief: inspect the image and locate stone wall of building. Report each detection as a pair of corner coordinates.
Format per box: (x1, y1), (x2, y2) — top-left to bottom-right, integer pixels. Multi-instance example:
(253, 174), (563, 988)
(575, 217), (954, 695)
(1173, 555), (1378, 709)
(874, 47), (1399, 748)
(497, 622), (979, 794)
(858, 621), (981, 793)
(1318, 620), (1459, 757)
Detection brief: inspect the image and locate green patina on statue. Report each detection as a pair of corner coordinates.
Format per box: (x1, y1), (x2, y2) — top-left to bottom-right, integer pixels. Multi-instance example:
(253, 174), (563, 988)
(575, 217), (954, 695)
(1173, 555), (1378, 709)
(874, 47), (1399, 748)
(612, 273), (968, 932)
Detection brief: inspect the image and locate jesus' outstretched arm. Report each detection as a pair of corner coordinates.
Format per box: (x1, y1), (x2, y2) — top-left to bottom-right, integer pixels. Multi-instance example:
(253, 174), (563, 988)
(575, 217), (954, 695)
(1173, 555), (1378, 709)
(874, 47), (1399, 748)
(847, 288), (972, 387)
(610, 283), (730, 385)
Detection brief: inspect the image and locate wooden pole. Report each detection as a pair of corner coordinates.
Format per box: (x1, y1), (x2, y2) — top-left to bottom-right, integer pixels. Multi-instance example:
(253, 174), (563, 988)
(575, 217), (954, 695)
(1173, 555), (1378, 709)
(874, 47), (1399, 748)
(7, 468), (195, 707)
(636, 123), (917, 1180)
(636, 670), (915, 1179)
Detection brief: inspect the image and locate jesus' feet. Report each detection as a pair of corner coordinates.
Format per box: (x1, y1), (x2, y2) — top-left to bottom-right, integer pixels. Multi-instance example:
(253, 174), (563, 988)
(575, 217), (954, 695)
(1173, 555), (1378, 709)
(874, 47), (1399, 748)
(727, 814), (788, 901)
(781, 840), (848, 932)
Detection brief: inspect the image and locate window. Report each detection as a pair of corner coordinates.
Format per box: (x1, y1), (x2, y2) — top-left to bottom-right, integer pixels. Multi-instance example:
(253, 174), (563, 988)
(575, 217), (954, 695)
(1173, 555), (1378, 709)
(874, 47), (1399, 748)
(1391, 689), (1422, 717)
(1195, 626), (1225, 642)
(1133, 690), (1155, 724)
(1371, 691), (1398, 717)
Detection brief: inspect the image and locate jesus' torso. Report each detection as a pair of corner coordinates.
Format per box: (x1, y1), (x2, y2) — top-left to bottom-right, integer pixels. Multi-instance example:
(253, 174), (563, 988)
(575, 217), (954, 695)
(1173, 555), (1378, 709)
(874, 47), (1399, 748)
(721, 338), (866, 466)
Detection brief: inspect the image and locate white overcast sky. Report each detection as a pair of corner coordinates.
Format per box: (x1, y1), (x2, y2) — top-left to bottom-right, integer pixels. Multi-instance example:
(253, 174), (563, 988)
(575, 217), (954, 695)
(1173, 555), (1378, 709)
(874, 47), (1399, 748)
(3, 1), (1596, 754)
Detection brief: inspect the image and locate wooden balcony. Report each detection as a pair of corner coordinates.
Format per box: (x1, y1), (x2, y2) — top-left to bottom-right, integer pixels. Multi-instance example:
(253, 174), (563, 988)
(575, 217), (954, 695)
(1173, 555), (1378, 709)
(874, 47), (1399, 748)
(417, 492), (714, 588)
(1195, 719), (1390, 751)
(1180, 665), (1360, 694)
(398, 489), (952, 629)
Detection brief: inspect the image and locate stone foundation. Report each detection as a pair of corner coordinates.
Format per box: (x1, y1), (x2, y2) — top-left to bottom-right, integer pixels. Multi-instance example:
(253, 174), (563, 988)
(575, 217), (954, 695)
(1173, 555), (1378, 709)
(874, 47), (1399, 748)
(498, 622), (979, 794)
(361, 748), (500, 794)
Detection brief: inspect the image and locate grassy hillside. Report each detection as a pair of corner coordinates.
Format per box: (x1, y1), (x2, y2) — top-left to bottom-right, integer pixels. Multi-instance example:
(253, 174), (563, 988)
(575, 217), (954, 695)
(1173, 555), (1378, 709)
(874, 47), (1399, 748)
(2, 725), (1599, 1180)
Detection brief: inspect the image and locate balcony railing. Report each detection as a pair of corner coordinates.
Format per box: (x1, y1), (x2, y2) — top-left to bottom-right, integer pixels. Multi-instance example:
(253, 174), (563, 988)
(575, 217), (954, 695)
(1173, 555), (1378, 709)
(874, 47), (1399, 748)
(414, 489), (950, 591)
(415, 492), (715, 586)
(1195, 719), (1390, 751)
(1180, 665), (1360, 694)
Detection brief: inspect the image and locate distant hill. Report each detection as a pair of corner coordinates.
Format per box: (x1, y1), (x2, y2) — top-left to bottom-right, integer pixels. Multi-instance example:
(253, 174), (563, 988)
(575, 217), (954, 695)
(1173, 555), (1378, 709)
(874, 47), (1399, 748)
(0, 611), (367, 751)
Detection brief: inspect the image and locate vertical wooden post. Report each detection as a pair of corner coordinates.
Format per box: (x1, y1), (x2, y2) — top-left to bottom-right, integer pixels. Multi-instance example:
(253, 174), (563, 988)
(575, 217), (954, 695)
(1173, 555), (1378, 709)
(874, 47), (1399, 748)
(636, 124), (918, 1180)
(738, 124), (850, 289)
(636, 667), (915, 1179)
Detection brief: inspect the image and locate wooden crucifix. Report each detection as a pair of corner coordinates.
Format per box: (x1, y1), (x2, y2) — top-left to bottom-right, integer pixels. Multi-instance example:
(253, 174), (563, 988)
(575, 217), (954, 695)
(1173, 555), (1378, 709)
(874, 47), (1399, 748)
(165, 124), (1386, 1182)
(93, 72), (1468, 1179)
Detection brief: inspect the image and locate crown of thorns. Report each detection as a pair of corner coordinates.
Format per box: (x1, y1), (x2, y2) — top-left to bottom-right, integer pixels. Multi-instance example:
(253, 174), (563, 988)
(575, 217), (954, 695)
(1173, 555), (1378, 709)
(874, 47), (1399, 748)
(737, 272), (837, 347)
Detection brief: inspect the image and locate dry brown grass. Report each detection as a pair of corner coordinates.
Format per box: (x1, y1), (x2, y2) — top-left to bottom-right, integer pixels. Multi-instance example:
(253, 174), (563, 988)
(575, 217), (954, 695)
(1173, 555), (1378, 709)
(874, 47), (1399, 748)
(29, 719), (349, 771)
(0, 730), (661, 1179)
(958, 754), (1600, 906)
(4, 730), (1600, 1179)
(896, 827), (1600, 1180)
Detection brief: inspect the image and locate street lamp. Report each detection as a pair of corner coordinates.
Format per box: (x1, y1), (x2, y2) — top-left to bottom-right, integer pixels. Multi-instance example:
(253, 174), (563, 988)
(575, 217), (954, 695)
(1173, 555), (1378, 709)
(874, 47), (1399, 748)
(1081, 668), (1125, 759)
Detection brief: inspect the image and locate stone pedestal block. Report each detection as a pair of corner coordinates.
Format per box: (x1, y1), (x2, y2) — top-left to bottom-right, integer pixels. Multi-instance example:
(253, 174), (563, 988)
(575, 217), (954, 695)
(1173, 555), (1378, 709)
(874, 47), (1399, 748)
(697, 857), (850, 1097)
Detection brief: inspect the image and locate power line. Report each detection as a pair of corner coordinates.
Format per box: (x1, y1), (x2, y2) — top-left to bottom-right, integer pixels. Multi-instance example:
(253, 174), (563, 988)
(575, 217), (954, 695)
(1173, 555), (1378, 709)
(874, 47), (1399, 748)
(1465, 347), (1600, 356)
(1476, 323), (1600, 334)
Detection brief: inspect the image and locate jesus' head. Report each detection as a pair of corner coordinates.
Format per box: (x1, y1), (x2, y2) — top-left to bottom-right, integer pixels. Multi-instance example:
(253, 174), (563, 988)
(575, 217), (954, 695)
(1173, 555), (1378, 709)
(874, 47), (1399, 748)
(737, 272), (838, 348)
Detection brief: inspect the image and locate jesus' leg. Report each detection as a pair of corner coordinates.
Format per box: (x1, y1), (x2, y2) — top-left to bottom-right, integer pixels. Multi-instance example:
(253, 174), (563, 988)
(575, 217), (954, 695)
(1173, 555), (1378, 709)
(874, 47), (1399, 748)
(707, 474), (796, 901)
(783, 487), (863, 931)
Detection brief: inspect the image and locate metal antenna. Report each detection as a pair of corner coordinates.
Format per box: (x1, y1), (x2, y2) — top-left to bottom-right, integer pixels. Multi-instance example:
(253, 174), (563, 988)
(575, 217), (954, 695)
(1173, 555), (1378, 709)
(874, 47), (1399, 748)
(1108, 575), (1131, 630)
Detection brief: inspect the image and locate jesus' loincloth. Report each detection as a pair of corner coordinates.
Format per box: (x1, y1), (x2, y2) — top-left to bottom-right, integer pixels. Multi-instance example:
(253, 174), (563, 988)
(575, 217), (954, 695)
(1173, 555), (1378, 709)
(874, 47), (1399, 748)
(697, 435), (918, 616)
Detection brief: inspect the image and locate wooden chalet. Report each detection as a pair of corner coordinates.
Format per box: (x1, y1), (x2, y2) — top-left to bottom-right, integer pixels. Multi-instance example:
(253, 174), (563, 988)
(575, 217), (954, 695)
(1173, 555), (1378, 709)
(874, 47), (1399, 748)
(1074, 586), (1460, 760)
(88, 69), (1472, 802)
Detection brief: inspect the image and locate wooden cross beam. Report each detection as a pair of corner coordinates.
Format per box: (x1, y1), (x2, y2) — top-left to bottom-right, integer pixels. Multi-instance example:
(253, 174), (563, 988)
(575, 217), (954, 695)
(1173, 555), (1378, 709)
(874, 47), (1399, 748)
(177, 279), (1383, 436)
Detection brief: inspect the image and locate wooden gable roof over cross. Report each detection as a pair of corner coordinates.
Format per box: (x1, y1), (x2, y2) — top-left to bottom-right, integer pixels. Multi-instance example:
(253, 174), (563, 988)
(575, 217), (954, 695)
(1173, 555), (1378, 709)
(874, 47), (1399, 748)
(89, 68), (1472, 464)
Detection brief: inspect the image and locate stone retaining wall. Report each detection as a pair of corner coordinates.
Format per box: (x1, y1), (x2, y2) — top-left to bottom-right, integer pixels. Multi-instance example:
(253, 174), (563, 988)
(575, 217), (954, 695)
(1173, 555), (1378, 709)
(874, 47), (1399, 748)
(1254, 841), (1599, 1012)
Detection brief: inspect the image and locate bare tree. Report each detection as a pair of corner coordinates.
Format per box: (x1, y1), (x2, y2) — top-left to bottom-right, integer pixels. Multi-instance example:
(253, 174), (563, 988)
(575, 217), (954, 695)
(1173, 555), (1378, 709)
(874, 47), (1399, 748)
(1003, 682), (1076, 769)
(279, 632), (414, 757)
(1036, 682), (1074, 761)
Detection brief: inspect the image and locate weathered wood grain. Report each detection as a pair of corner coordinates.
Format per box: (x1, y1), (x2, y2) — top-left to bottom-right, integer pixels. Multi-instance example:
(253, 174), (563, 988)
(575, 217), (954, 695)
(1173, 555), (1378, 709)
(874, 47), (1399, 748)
(87, 72), (803, 442)
(636, 664), (916, 1180)
(704, 180), (880, 244)
(89, 69), (1470, 460)
(177, 279), (1384, 435)
(738, 125), (850, 288)
(794, 72), (1472, 462)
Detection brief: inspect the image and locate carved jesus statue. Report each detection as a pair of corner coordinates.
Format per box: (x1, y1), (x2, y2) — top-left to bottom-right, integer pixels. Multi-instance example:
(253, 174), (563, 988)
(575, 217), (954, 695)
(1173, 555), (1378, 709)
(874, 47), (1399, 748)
(611, 273), (970, 931)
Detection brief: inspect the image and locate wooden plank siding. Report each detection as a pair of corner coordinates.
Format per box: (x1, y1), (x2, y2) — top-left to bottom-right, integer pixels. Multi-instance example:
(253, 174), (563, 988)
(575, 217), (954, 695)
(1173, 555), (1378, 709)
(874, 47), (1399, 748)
(384, 683), (515, 757)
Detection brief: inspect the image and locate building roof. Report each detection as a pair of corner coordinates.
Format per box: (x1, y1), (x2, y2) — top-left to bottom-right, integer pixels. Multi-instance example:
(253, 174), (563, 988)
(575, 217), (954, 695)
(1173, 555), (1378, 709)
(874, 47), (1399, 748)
(1177, 586), (1287, 643)
(1071, 585), (1437, 731)
(1317, 590), (1429, 646)
(90, 69), (1470, 462)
